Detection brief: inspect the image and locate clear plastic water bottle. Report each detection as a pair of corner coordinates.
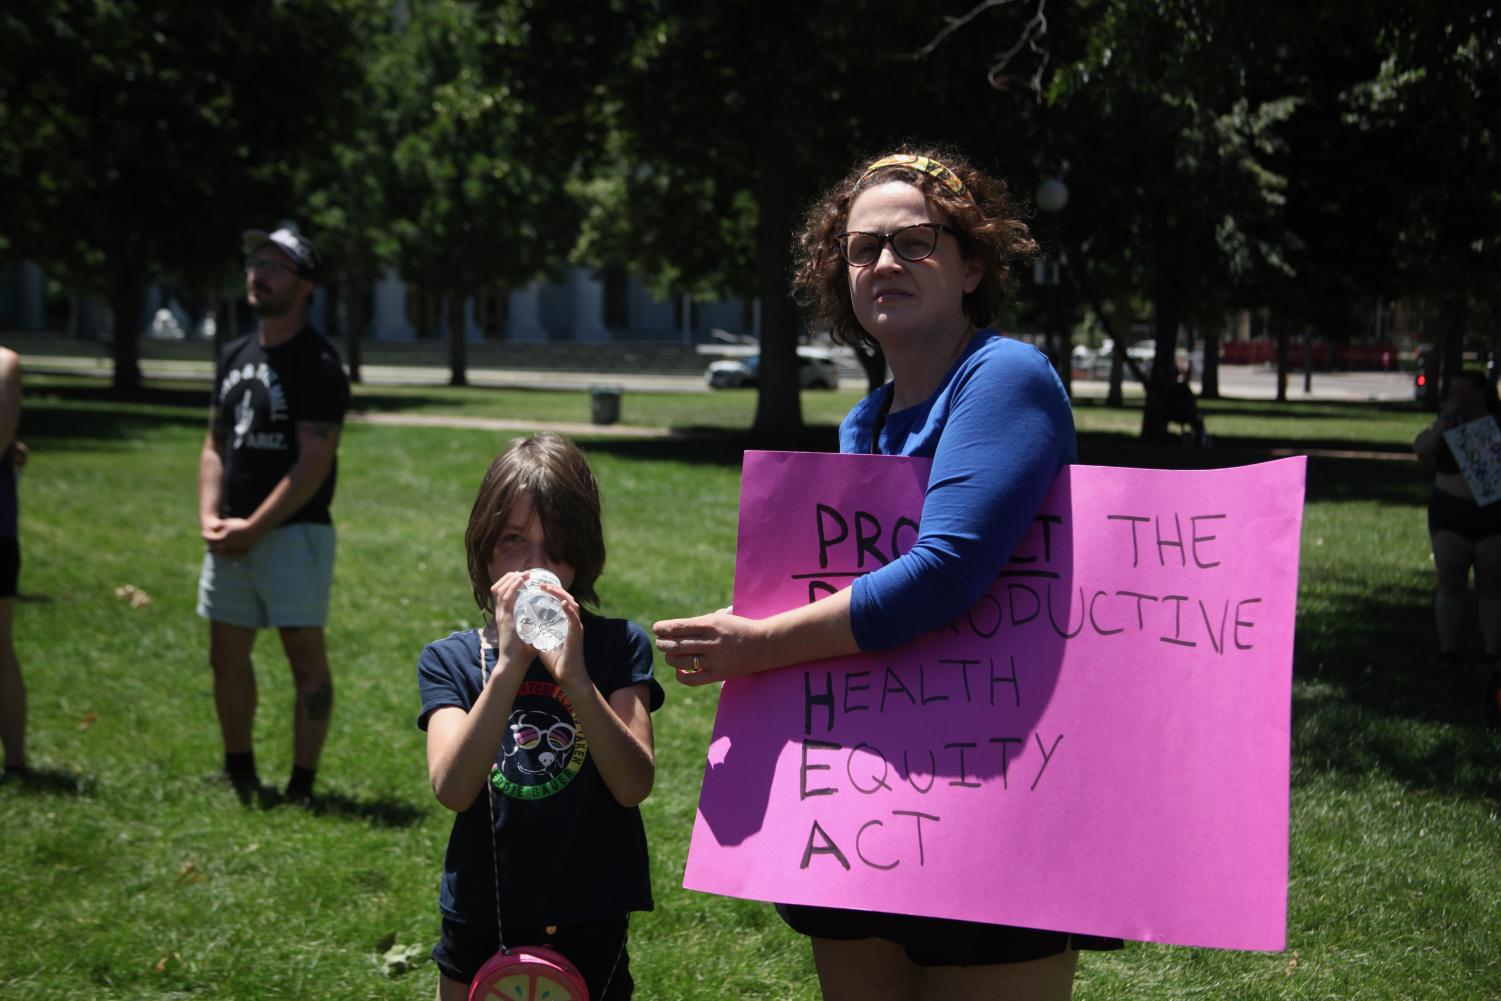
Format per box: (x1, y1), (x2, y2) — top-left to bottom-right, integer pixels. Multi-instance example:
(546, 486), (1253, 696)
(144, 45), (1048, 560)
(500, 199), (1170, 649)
(514, 569), (567, 651)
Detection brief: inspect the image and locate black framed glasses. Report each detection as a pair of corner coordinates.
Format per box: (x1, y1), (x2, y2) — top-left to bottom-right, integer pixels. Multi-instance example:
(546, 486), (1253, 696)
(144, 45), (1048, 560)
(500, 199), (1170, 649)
(834, 223), (958, 267)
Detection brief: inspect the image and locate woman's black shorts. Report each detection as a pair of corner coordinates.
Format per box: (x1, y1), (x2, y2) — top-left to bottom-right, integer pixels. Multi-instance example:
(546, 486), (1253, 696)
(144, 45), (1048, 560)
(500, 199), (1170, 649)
(432, 915), (633, 1000)
(776, 902), (1122, 967)
(1428, 489), (1501, 542)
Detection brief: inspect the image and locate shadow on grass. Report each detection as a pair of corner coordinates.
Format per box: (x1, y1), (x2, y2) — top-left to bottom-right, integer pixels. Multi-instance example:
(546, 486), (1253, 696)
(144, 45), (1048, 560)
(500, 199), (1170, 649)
(24, 386), (206, 450)
(279, 788), (427, 828)
(3, 766), (99, 797)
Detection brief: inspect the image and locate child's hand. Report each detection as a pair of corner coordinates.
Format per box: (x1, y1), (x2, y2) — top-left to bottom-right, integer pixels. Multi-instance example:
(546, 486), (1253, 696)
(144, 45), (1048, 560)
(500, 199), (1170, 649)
(531, 582), (588, 692)
(488, 571), (534, 667)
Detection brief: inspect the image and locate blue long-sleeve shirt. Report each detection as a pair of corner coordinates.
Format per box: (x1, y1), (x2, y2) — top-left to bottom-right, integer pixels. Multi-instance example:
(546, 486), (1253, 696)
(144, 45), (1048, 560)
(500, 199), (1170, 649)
(839, 332), (1076, 651)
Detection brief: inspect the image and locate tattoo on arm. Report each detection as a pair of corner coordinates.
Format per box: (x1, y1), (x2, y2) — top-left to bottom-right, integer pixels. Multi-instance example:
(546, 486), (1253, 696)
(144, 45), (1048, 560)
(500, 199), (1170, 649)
(302, 421), (338, 441)
(302, 682), (334, 722)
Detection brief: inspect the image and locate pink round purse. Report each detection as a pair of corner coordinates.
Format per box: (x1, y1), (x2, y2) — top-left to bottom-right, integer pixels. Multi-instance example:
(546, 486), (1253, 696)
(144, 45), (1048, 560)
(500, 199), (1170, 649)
(467, 942), (589, 1001)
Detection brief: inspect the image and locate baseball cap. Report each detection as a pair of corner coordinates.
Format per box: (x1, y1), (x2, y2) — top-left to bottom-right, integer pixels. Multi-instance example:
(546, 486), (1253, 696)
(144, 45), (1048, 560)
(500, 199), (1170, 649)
(242, 225), (320, 278)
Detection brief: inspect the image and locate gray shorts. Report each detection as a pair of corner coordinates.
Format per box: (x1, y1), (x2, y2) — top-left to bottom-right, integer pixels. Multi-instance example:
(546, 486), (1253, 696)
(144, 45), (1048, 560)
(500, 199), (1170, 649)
(197, 522), (336, 629)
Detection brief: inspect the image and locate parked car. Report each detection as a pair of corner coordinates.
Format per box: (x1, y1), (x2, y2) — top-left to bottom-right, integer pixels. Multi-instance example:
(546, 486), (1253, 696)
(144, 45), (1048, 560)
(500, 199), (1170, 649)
(1073, 338), (1156, 378)
(706, 351), (841, 390)
(1076, 338), (1204, 380)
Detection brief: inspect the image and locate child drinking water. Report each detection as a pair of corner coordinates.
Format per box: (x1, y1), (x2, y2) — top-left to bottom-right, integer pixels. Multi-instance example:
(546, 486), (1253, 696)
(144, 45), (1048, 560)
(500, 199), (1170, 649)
(418, 433), (662, 1000)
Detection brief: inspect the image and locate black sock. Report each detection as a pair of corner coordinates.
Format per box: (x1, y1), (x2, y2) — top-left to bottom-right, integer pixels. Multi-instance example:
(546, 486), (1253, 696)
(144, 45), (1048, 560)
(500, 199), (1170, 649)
(224, 751), (258, 784)
(286, 766), (316, 798)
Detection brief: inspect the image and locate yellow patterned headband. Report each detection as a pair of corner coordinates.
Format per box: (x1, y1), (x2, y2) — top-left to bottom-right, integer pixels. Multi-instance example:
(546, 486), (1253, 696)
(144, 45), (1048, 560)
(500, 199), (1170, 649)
(857, 154), (969, 198)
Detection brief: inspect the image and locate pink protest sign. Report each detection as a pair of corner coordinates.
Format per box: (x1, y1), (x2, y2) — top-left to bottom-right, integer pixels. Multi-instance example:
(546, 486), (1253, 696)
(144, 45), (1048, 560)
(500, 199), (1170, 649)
(683, 452), (1305, 952)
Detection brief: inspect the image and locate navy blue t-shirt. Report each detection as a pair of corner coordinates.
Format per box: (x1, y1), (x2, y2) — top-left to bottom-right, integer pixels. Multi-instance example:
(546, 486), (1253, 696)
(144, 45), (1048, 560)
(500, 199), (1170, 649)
(417, 614), (664, 926)
(212, 327), (350, 525)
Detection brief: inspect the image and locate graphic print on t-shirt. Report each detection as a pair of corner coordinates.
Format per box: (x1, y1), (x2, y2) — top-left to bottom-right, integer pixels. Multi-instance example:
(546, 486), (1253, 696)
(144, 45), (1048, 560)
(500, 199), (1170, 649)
(220, 361), (290, 452)
(491, 679), (588, 800)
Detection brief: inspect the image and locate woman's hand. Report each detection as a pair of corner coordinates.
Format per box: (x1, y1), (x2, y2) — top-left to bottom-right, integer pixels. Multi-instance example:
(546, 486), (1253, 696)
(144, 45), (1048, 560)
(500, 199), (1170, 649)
(653, 610), (770, 687)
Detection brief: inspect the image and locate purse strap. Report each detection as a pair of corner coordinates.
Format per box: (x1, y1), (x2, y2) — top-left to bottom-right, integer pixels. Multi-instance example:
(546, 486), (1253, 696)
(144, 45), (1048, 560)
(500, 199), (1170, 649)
(475, 629), (627, 998)
(477, 636), (509, 954)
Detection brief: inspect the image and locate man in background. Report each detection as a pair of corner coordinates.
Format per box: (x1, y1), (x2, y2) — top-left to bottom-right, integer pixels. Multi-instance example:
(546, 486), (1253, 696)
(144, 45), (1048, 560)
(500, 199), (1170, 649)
(197, 225), (350, 802)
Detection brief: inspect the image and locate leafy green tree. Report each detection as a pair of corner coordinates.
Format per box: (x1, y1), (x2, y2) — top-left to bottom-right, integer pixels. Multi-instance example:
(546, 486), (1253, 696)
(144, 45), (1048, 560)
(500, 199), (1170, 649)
(1034, 1), (1293, 433)
(1381, 2), (1499, 397)
(381, 0), (627, 386)
(595, 1), (1047, 435)
(0, 1), (375, 389)
(298, 5), (397, 385)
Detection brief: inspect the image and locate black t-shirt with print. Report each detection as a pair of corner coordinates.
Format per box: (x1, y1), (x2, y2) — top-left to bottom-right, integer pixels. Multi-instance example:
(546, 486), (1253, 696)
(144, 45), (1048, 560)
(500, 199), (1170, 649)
(417, 616), (664, 926)
(212, 327), (350, 525)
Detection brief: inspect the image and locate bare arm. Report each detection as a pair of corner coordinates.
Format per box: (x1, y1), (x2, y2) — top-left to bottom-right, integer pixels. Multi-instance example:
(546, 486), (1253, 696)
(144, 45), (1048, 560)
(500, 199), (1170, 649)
(198, 409), (226, 532)
(427, 574), (656, 810)
(537, 584), (655, 806)
(426, 655), (529, 812)
(1413, 405), (1459, 461)
(203, 420), (341, 553)
(654, 586), (857, 688)
(0, 349), (19, 453)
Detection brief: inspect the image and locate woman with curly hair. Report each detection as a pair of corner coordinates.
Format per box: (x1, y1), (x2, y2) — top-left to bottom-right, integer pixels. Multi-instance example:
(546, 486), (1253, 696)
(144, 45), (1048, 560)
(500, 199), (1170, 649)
(656, 147), (1116, 999)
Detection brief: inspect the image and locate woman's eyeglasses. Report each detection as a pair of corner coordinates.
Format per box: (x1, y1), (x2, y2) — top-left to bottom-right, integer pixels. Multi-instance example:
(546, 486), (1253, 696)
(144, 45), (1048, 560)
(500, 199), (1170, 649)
(834, 223), (958, 267)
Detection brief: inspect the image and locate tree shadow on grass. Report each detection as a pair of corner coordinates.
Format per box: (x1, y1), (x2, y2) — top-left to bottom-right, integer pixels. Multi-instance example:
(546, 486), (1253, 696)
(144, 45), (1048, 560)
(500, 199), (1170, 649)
(24, 387), (206, 450)
(580, 425), (841, 468)
(266, 787), (427, 828)
(1293, 551), (1501, 801)
(1077, 432), (1427, 505)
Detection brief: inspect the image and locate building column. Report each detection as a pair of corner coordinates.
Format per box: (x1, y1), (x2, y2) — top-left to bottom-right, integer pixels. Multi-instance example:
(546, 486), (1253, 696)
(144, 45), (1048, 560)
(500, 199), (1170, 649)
(369, 267), (416, 340)
(507, 282), (548, 342)
(568, 267), (608, 343)
(465, 296), (483, 341)
(17, 261), (45, 332)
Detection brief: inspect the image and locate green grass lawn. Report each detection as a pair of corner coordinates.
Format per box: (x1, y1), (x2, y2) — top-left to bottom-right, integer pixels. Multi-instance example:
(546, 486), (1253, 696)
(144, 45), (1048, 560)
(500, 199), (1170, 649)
(2, 375), (1497, 999)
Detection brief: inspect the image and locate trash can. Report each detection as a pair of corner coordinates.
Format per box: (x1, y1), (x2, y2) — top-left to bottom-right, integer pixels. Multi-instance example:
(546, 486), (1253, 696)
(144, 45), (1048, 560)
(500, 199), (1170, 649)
(590, 385), (622, 425)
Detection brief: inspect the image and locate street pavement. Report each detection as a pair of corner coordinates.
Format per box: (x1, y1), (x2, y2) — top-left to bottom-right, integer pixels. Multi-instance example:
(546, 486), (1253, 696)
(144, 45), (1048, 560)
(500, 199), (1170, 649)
(1075, 366), (1416, 403)
(25, 353), (1419, 403)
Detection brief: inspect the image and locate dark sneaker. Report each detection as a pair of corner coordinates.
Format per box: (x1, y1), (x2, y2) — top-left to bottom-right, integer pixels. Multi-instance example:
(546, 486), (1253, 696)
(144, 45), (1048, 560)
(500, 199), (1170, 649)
(206, 769), (261, 804)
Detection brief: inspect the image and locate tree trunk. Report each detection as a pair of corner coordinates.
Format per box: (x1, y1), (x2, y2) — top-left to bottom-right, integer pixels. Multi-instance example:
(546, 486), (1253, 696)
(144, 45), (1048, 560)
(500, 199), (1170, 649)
(1141, 205), (1184, 441)
(1050, 280), (1072, 398)
(851, 341), (887, 394)
(750, 119), (803, 437)
(1303, 331), (1314, 395)
(105, 253), (146, 391)
(345, 273), (369, 385)
(447, 291), (468, 387)
(1141, 283), (1181, 441)
(1440, 297), (1467, 398)
(1107, 287), (1132, 407)
(1274, 316), (1290, 402)
(1201, 319), (1220, 399)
